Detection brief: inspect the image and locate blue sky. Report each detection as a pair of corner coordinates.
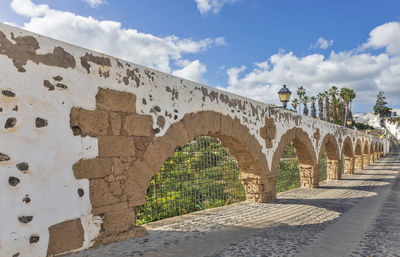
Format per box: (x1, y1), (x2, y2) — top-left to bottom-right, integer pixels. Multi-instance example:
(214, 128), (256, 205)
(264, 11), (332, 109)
(1, 0), (400, 113)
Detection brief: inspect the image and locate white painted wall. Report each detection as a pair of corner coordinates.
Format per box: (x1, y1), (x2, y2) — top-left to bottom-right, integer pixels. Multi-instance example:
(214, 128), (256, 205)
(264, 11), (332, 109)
(0, 23), (388, 256)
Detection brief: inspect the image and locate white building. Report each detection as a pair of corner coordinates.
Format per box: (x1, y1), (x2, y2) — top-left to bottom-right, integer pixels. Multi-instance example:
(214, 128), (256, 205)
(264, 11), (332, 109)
(353, 112), (382, 129)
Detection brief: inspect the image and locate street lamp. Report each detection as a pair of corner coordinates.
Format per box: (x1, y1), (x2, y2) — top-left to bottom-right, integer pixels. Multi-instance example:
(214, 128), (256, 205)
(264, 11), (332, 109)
(278, 85), (292, 109)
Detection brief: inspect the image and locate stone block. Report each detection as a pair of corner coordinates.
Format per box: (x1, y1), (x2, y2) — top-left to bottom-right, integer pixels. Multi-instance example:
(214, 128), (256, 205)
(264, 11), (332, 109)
(343, 157), (354, 174)
(142, 142), (167, 175)
(92, 202), (129, 215)
(124, 114), (154, 137)
(327, 160), (341, 180)
(46, 219), (84, 256)
(123, 178), (147, 207)
(363, 154), (370, 166)
(90, 179), (121, 208)
(96, 88), (136, 113)
(134, 137), (152, 151)
(112, 158), (126, 176)
(98, 136), (135, 157)
(126, 162), (152, 189)
(110, 112), (121, 135)
(220, 115), (242, 140)
(354, 155), (363, 170)
(70, 108), (110, 137)
(94, 226), (147, 246)
(299, 164), (319, 188)
(73, 158), (112, 179)
(102, 208), (135, 235)
(183, 111), (221, 139)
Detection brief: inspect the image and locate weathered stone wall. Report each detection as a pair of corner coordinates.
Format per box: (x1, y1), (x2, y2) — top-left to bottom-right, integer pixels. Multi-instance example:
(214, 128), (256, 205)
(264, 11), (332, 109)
(0, 24), (389, 256)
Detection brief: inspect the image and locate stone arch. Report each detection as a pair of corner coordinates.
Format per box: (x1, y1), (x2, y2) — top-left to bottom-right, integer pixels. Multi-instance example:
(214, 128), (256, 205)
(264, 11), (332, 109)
(363, 140), (370, 154)
(355, 139), (362, 155)
(271, 127), (318, 188)
(354, 139), (363, 170)
(343, 136), (354, 174)
(374, 142), (379, 160)
(135, 111), (273, 210)
(319, 134), (341, 180)
(363, 140), (371, 166)
(370, 141), (375, 163)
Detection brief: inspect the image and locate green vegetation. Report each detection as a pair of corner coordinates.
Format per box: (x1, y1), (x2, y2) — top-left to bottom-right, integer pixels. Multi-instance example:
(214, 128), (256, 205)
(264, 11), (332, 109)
(353, 122), (374, 130)
(373, 90), (391, 118)
(135, 136), (246, 225)
(276, 145), (327, 192)
(136, 138), (329, 225)
(292, 85), (356, 127)
(340, 87), (356, 127)
(319, 151), (327, 181)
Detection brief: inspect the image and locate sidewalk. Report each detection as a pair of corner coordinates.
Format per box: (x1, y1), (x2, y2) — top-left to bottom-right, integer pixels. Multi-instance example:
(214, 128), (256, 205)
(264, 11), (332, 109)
(66, 149), (400, 257)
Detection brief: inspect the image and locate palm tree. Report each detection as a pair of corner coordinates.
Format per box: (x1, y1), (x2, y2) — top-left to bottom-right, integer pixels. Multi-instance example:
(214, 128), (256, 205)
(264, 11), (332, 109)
(340, 87), (356, 127)
(296, 86), (306, 113)
(310, 96), (317, 118)
(291, 98), (299, 113)
(329, 86), (339, 123)
(302, 96), (309, 116)
(324, 91), (330, 121)
(317, 92), (324, 120)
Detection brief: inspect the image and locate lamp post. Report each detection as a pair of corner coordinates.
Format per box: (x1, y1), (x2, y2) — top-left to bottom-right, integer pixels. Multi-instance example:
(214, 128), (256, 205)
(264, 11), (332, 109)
(278, 85), (292, 109)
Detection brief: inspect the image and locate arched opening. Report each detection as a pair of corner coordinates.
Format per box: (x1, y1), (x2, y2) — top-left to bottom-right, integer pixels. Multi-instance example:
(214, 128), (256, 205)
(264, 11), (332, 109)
(135, 136), (246, 225)
(272, 128), (318, 189)
(319, 134), (341, 180)
(370, 142), (375, 163)
(374, 142), (379, 160)
(276, 144), (300, 193)
(132, 111), (275, 225)
(343, 137), (354, 174)
(354, 139), (363, 171)
(363, 141), (370, 166)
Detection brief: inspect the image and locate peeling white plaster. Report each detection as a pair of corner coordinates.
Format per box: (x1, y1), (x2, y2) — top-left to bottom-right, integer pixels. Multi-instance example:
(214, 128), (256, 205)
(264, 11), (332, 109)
(0, 23), (389, 256)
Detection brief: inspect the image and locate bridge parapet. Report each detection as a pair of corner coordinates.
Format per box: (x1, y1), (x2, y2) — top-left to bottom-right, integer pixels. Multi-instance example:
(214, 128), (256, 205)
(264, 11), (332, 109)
(0, 23), (388, 256)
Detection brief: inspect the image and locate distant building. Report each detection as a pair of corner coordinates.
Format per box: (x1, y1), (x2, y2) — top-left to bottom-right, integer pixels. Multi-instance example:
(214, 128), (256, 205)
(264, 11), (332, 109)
(353, 112), (382, 129)
(390, 108), (400, 117)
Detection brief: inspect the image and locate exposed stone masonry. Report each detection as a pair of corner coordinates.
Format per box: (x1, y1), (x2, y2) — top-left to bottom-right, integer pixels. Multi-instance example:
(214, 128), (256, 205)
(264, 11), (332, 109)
(0, 24), (388, 257)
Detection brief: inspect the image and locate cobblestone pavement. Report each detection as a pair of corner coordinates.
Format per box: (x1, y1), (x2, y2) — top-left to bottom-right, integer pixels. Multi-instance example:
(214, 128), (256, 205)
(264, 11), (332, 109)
(66, 150), (400, 257)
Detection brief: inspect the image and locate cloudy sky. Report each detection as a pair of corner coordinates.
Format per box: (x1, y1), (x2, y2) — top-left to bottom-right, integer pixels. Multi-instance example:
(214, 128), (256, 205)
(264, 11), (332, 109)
(1, 0), (400, 113)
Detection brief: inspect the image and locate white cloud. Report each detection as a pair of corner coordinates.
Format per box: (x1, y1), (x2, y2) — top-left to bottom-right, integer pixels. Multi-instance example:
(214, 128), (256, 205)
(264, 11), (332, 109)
(221, 21), (400, 112)
(311, 37), (334, 49)
(173, 60), (207, 83)
(215, 37), (228, 46)
(11, 0), (49, 17)
(360, 21), (400, 55)
(10, 0), (225, 83)
(82, 0), (105, 8)
(223, 50), (400, 112)
(195, 0), (241, 15)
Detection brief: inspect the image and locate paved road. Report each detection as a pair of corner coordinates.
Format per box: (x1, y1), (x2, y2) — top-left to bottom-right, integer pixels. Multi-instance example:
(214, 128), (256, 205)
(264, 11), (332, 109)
(67, 149), (400, 257)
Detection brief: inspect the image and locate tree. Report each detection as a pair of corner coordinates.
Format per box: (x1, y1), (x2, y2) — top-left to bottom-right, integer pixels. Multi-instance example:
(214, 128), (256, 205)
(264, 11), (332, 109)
(296, 86), (306, 113)
(373, 91), (391, 118)
(317, 92), (324, 120)
(302, 96), (309, 116)
(329, 86), (339, 123)
(310, 96), (317, 118)
(324, 91), (330, 121)
(340, 87), (356, 127)
(291, 98), (299, 113)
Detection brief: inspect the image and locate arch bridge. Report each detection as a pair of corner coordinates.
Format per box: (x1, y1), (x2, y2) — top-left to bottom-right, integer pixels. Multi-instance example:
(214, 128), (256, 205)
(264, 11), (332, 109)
(0, 24), (389, 256)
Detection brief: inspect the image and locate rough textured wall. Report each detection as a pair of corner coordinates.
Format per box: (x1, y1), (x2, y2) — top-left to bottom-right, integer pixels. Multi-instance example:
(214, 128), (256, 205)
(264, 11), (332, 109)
(0, 23), (388, 256)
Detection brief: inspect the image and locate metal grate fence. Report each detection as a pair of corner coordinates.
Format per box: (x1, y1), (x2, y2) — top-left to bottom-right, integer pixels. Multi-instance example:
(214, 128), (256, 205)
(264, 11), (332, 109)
(135, 136), (246, 225)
